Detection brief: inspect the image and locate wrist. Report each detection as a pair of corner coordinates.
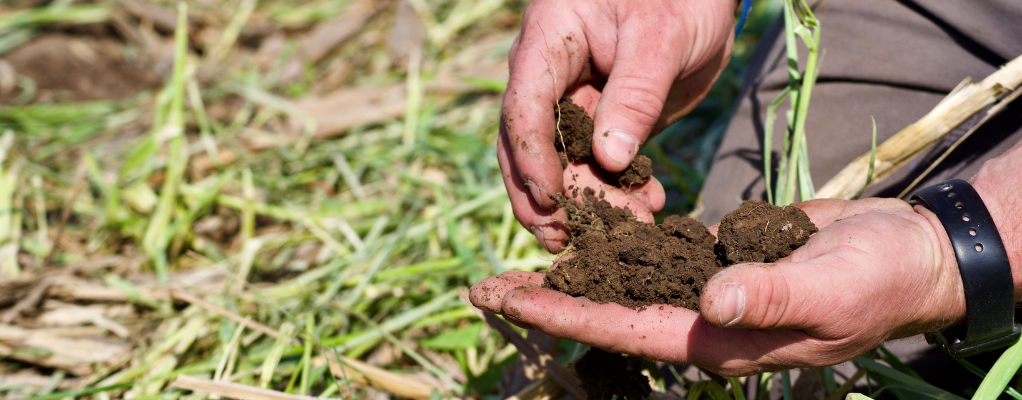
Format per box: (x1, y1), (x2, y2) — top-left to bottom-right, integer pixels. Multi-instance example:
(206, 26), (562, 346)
(911, 176), (1021, 357)
(971, 158), (1022, 302)
(909, 203), (968, 331)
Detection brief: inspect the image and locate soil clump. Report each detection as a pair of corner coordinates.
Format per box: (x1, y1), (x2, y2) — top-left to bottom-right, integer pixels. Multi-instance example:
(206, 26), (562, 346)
(716, 200), (818, 264)
(543, 193), (719, 310)
(544, 198), (817, 311)
(554, 98), (653, 186)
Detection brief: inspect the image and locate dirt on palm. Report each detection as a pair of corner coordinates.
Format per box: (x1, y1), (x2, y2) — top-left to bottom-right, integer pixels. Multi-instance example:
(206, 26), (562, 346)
(716, 199), (818, 264)
(544, 197), (817, 311)
(543, 192), (720, 310)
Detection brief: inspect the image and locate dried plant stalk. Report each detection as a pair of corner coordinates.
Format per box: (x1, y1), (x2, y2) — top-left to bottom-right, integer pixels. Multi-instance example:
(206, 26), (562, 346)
(817, 54), (1022, 200)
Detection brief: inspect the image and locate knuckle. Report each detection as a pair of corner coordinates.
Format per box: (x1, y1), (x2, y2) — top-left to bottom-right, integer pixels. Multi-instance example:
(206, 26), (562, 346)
(750, 270), (792, 328)
(606, 83), (665, 129)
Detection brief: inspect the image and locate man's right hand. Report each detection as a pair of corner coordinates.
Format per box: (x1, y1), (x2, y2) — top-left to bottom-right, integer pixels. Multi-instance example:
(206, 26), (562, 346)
(499, 0), (736, 252)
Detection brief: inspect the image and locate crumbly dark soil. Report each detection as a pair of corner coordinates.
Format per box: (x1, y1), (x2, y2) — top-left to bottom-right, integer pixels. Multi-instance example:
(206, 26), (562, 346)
(544, 193), (719, 310)
(544, 197), (817, 311)
(554, 98), (652, 186)
(716, 200), (818, 264)
(574, 348), (651, 400)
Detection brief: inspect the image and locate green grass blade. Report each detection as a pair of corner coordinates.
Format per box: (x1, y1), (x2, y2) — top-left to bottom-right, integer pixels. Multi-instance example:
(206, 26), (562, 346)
(854, 116), (878, 199)
(972, 338), (1022, 400)
(325, 290), (459, 353)
(952, 357), (1022, 400)
(16, 383), (132, 400)
(142, 2), (189, 284)
(729, 377), (747, 400)
(853, 357), (965, 400)
(764, 87), (790, 205)
(260, 322), (297, 389)
(781, 370), (793, 400)
(0, 5), (110, 31)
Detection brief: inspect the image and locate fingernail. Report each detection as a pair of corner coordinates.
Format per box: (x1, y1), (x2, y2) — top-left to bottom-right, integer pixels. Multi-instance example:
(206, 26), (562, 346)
(719, 283), (745, 326)
(633, 192), (649, 207)
(527, 179), (546, 205)
(530, 225), (545, 243)
(601, 129), (638, 164)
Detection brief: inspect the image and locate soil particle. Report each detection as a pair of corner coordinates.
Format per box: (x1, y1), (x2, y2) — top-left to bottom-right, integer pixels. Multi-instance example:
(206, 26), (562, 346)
(716, 200), (818, 265)
(574, 348), (651, 400)
(554, 98), (652, 185)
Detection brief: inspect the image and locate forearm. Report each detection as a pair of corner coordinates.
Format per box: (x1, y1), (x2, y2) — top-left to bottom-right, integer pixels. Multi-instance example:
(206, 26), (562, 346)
(970, 139), (1022, 301)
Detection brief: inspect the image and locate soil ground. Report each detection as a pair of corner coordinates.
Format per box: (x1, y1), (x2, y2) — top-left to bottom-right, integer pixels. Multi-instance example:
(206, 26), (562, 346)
(0, 33), (161, 104)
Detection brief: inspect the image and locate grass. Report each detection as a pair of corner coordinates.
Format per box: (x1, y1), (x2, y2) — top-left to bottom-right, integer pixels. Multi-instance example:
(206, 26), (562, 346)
(0, 0), (539, 398)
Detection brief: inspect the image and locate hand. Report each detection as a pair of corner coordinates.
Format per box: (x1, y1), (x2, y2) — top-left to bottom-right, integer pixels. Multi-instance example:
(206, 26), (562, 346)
(499, 0), (735, 252)
(469, 198), (966, 376)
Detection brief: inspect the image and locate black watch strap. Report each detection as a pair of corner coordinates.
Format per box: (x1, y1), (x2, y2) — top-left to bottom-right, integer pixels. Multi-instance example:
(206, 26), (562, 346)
(910, 179), (1020, 358)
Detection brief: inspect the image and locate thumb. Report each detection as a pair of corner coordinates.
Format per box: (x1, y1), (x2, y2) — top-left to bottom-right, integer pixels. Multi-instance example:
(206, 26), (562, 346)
(699, 262), (823, 330)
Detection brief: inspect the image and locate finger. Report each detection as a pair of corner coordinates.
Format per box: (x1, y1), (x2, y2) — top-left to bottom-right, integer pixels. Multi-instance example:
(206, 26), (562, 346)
(590, 19), (683, 173)
(499, 124), (571, 253)
(504, 6), (591, 209)
(469, 271), (546, 314)
(499, 286), (847, 375)
(624, 175), (666, 213)
(566, 82), (666, 213)
(563, 162), (656, 223)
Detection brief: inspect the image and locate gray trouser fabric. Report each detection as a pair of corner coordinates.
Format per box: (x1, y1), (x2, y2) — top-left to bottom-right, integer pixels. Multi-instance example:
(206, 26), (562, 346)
(698, 0), (1022, 226)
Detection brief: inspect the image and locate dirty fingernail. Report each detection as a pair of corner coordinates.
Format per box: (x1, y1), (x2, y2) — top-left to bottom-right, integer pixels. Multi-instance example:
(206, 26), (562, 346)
(601, 129), (638, 164)
(719, 283), (745, 326)
(530, 225), (545, 244)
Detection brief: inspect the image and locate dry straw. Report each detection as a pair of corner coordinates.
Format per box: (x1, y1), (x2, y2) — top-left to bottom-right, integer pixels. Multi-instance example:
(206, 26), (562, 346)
(817, 54), (1022, 200)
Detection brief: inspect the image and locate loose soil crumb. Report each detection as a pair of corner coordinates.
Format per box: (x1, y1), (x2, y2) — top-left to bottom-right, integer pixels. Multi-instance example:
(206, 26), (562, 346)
(554, 98), (652, 185)
(716, 200), (818, 264)
(574, 348), (651, 400)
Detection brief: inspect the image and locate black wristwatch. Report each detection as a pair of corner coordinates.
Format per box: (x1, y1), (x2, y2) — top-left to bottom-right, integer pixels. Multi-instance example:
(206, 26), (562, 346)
(910, 179), (1020, 358)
